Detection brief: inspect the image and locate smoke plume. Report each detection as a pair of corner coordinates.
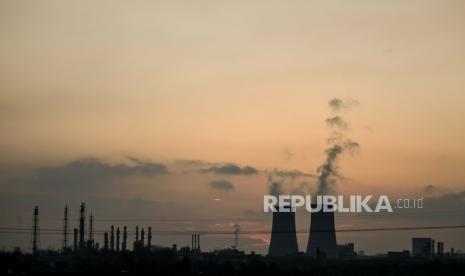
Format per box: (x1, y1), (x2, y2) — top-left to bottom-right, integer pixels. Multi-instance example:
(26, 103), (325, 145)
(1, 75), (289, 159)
(316, 98), (360, 195)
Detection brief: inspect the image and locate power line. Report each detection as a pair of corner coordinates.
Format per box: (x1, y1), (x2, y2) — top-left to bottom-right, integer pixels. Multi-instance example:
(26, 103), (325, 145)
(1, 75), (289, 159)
(2, 209), (465, 222)
(1, 224), (465, 236)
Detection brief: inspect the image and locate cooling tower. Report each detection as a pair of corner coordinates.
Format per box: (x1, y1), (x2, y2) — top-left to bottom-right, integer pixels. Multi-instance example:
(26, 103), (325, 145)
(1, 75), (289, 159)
(306, 204), (338, 257)
(268, 206), (299, 256)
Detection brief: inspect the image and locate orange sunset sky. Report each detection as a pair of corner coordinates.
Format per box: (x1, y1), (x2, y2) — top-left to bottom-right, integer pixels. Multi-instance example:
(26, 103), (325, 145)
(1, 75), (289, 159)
(1, 0), (465, 254)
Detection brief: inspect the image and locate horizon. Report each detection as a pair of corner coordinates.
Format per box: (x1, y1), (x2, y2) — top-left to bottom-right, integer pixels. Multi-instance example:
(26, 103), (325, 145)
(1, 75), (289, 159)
(1, 0), (465, 256)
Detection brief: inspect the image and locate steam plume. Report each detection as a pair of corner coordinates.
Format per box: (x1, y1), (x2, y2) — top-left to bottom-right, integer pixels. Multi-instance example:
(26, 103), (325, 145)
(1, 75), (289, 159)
(316, 98), (360, 195)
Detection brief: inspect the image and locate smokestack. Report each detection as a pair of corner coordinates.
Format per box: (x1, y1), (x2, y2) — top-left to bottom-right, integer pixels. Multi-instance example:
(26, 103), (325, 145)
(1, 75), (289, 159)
(110, 225), (115, 251)
(147, 227), (152, 247)
(78, 203), (85, 250)
(31, 206), (40, 255)
(116, 227), (120, 251)
(88, 213), (94, 249)
(104, 232), (109, 250)
(73, 228), (78, 251)
(197, 234), (200, 251)
(63, 206), (68, 251)
(141, 228), (145, 247)
(122, 226), (127, 251)
(134, 226), (139, 250)
(268, 206), (299, 256)
(306, 204), (338, 257)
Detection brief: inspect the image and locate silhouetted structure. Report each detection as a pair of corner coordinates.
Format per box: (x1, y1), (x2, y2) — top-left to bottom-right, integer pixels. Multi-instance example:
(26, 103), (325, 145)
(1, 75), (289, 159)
(148, 227), (152, 247)
(116, 227), (120, 251)
(87, 213), (94, 249)
(110, 225), (115, 251)
(337, 243), (355, 257)
(104, 232), (109, 250)
(31, 206), (40, 255)
(437, 242), (444, 256)
(306, 204), (338, 257)
(268, 206), (298, 256)
(412, 238), (433, 257)
(62, 206), (68, 251)
(73, 228), (78, 251)
(191, 234), (200, 251)
(78, 203), (86, 250)
(141, 228), (145, 247)
(387, 250), (410, 259)
(122, 226), (127, 251)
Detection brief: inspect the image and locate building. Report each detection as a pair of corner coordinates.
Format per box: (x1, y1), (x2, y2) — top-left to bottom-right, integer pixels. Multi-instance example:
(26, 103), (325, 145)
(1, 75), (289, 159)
(337, 243), (355, 257)
(437, 241), (444, 256)
(412, 238), (433, 257)
(387, 250), (410, 259)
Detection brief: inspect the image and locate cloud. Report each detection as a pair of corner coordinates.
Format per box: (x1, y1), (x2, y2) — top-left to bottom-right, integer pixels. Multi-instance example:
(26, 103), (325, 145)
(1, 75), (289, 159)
(210, 180), (235, 192)
(269, 169), (315, 179)
(203, 164), (258, 175)
(3, 157), (167, 194)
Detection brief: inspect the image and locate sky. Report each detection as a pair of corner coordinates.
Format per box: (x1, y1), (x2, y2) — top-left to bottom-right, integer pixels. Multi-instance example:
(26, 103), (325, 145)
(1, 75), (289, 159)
(1, 0), (465, 254)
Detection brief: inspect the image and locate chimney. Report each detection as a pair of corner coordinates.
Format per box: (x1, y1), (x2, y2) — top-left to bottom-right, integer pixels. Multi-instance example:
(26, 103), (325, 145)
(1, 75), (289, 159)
(104, 232), (109, 250)
(73, 228), (78, 251)
(147, 227), (152, 247)
(87, 213), (94, 249)
(306, 204), (338, 257)
(116, 227), (120, 251)
(268, 205), (299, 256)
(110, 225), (115, 251)
(122, 226), (127, 251)
(134, 226), (139, 250)
(31, 206), (40, 255)
(141, 228), (145, 247)
(62, 206), (68, 251)
(78, 203), (85, 250)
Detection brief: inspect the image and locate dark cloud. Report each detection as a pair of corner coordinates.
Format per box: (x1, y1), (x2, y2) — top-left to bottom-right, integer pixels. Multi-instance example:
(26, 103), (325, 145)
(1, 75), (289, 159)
(270, 169), (315, 179)
(210, 180), (235, 192)
(174, 159), (218, 167)
(3, 157), (167, 194)
(204, 164), (258, 175)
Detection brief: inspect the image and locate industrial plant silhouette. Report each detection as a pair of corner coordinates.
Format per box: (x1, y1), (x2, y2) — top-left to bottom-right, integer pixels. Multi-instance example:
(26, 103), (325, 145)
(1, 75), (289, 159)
(1, 202), (465, 274)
